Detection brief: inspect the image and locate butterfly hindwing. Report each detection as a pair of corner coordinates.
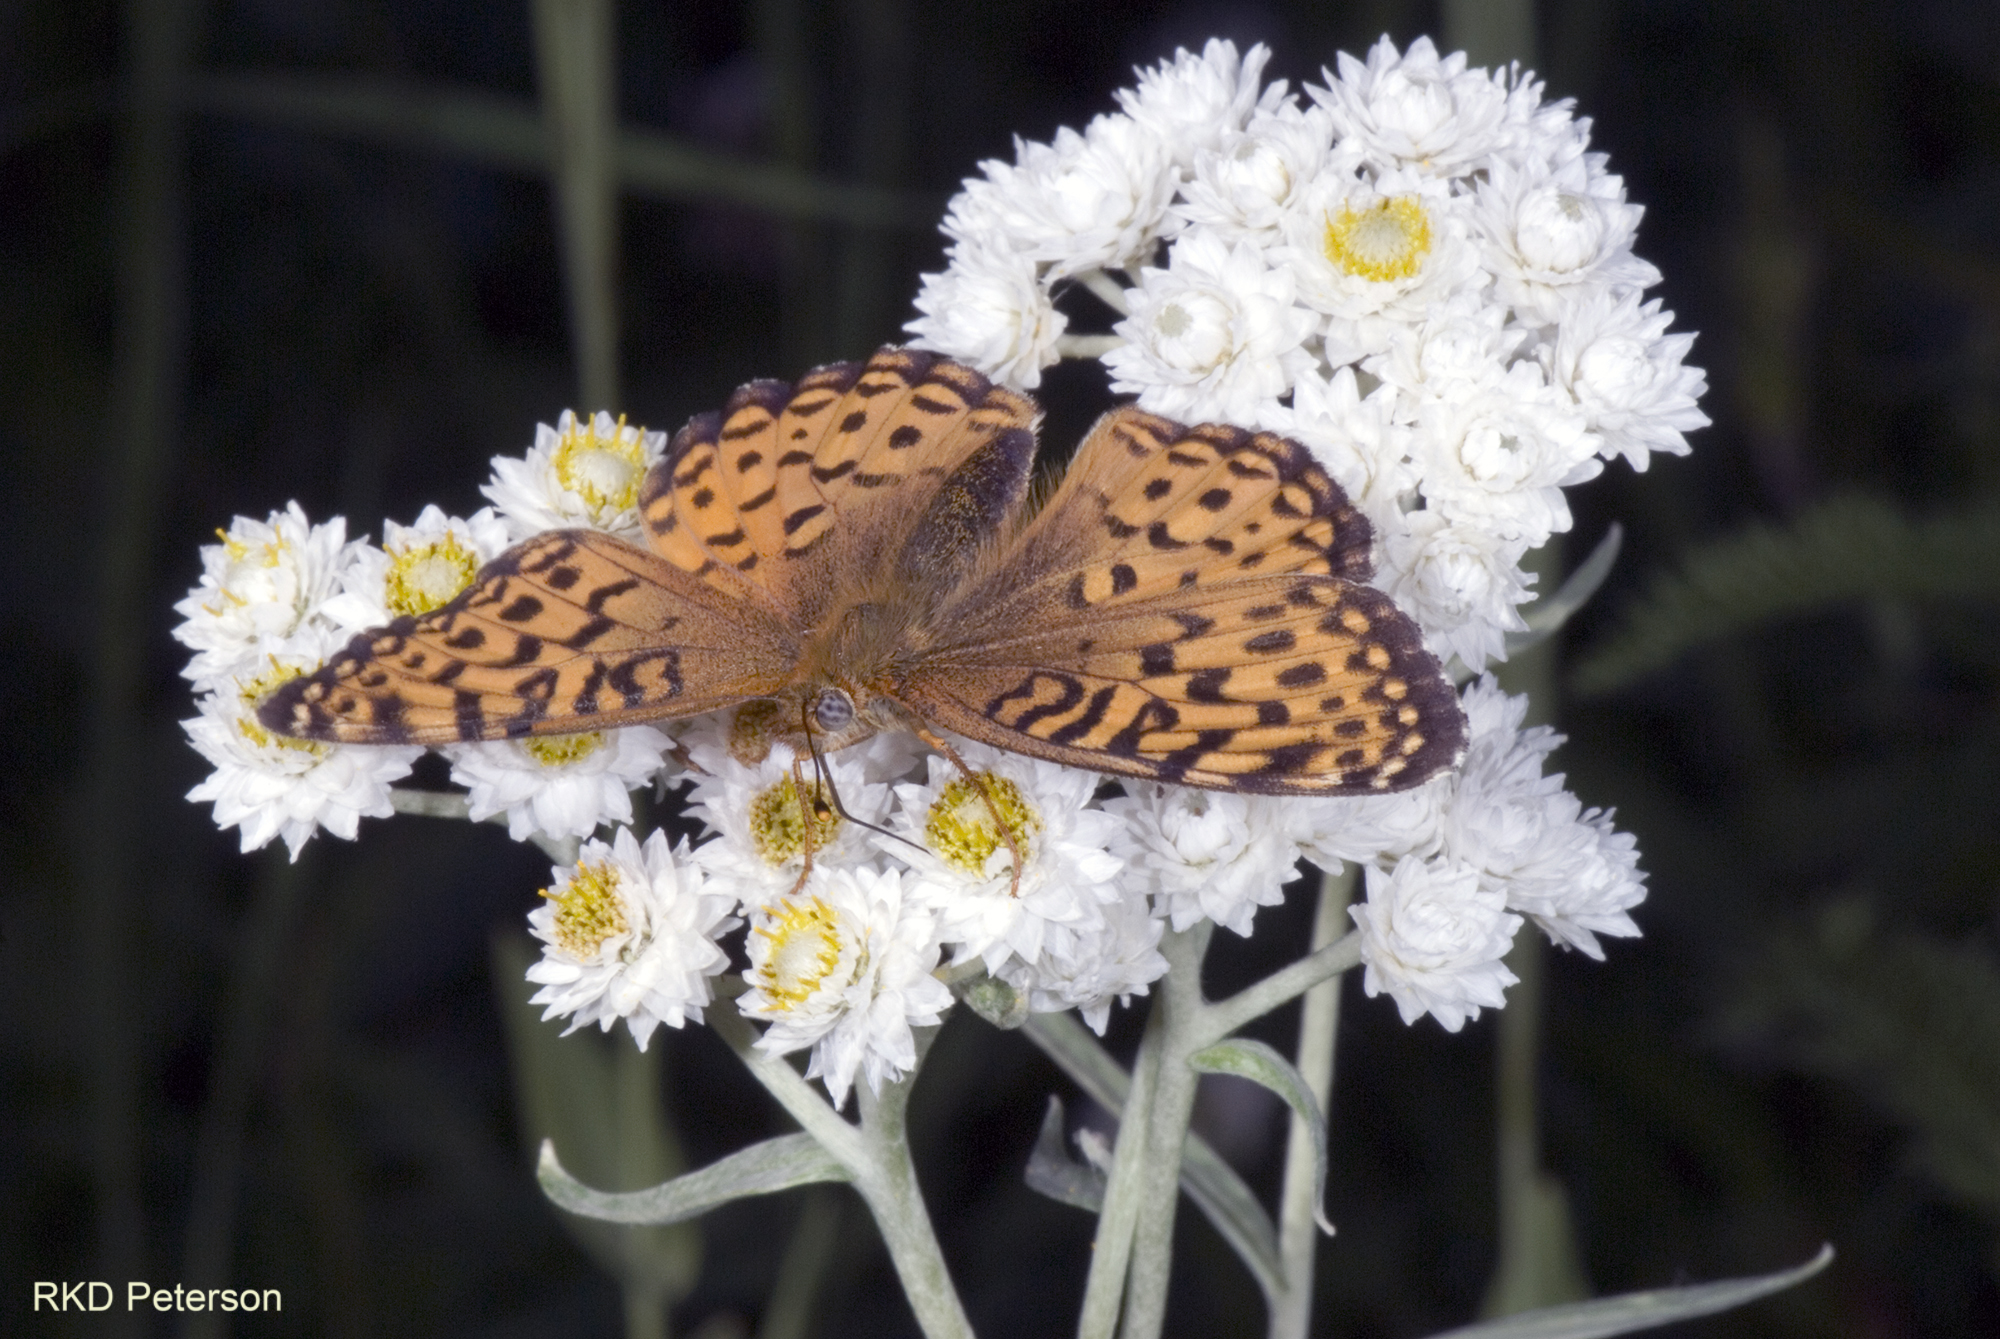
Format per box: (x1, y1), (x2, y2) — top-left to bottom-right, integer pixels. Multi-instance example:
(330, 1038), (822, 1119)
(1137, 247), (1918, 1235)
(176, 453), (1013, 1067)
(897, 406), (1464, 794)
(897, 573), (1464, 793)
(259, 529), (798, 745)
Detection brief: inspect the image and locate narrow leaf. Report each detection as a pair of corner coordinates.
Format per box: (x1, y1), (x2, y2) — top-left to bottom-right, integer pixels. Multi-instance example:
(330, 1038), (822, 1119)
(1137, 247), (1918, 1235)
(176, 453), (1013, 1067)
(1426, 1244), (1834, 1339)
(1189, 1039), (1333, 1236)
(1023, 1096), (1107, 1212)
(1022, 1011), (1286, 1302)
(539, 1133), (850, 1226)
(1505, 524), (1624, 658)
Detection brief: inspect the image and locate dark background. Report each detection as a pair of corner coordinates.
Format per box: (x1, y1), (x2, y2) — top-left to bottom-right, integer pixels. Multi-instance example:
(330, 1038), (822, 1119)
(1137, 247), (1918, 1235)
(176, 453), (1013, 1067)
(5, 0), (2000, 1334)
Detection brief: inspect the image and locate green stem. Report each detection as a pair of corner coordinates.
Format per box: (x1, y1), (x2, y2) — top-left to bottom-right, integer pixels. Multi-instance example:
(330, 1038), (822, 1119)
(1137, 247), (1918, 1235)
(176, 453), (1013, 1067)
(1199, 929), (1363, 1047)
(853, 1055), (975, 1339)
(1075, 995), (1166, 1339)
(531, 0), (620, 411)
(1117, 922), (1213, 1339)
(1268, 866), (1354, 1339)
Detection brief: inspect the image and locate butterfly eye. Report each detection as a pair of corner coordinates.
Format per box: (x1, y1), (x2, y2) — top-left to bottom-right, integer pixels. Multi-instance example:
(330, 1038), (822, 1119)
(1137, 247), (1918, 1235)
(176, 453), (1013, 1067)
(813, 688), (856, 733)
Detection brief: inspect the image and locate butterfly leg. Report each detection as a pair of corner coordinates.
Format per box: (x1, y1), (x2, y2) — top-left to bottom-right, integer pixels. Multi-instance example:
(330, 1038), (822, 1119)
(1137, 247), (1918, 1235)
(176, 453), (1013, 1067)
(913, 726), (1025, 900)
(784, 757), (835, 901)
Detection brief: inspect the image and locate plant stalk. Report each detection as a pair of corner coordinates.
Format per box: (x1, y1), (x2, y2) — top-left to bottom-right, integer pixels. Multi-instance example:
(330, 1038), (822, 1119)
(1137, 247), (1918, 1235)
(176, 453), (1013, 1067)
(1116, 922), (1213, 1339)
(1268, 865), (1354, 1339)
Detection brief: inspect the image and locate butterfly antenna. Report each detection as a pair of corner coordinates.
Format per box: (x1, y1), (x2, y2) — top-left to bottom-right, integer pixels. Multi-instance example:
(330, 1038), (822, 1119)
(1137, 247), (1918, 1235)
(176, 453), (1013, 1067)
(800, 701), (920, 853)
(914, 726), (1024, 899)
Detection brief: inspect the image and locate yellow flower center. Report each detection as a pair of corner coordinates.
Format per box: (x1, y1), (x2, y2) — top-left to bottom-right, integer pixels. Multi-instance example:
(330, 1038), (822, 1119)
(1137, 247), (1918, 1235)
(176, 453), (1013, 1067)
(925, 773), (1038, 878)
(1322, 195), (1433, 282)
(523, 731), (607, 767)
(236, 661), (324, 754)
(750, 775), (839, 867)
(546, 860), (631, 958)
(384, 533), (481, 616)
(754, 896), (848, 1008)
(554, 412), (649, 513)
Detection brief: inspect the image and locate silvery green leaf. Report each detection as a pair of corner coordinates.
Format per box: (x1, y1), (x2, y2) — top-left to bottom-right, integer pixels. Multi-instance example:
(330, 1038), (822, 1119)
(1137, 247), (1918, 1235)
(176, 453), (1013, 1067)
(538, 1133), (851, 1226)
(1427, 1244), (1834, 1339)
(1024, 1096), (1107, 1212)
(1022, 1011), (1285, 1302)
(1455, 524), (1624, 683)
(1189, 1038), (1333, 1236)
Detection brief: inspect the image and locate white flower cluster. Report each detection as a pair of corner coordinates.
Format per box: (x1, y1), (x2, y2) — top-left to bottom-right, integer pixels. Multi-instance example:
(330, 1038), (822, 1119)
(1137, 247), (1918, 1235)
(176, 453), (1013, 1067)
(173, 412), (673, 861)
(178, 34), (1674, 1098)
(908, 35), (1707, 670)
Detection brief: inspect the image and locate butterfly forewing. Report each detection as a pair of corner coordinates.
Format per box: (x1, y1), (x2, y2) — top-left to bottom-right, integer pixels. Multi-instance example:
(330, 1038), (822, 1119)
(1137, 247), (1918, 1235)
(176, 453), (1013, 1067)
(637, 348), (1038, 622)
(260, 529), (798, 744)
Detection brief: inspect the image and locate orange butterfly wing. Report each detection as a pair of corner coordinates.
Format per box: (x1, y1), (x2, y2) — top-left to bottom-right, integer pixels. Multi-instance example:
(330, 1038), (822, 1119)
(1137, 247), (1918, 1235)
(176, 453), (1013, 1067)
(636, 346), (1039, 623)
(259, 529), (797, 744)
(893, 409), (1466, 794)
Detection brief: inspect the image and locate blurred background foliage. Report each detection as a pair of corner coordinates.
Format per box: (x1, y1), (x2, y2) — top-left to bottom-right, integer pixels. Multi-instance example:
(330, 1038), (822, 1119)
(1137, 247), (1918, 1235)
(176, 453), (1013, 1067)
(3, 0), (1999, 1334)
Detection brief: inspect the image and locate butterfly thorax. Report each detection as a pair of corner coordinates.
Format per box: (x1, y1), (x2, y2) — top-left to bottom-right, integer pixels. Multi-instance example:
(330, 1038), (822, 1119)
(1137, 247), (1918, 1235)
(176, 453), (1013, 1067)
(722, 595), (929, 766)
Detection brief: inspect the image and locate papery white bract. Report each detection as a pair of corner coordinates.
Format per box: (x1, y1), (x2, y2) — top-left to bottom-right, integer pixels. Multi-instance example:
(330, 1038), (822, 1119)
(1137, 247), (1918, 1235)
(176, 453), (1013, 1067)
(320, 504), (512, 633)
(173, 502), (363, 690)
(739, 866), (953, 1107)
(1105, 231), (1319, 422)
(1114, 38), (1272, 171)
(483, 409), (667, 542)
(998, 886), (1167, 1034)
(1107, 784), (1304, 935)
(526, 827), (737, 1049)
(1351, 854), (1521, 1031)
(883, 739), (1125, 976)
(447, 725), (677, 842)
(907, 241), (1068, 391)
(1441, 677), (1646, 957)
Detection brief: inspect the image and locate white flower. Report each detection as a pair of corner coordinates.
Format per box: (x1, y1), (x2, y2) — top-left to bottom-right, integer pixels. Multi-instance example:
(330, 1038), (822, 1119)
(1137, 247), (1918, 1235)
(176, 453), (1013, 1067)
(320, 504), (512, 634)
(447, 725), (676, 842)
(183, 640), (422, 860)
(883, 740), (1124, 975)
(1368, 289), (1527, 404)
(945, 114), (1179, 278)
(1176, 99), (1343, 245)
(1115, 39), (1273, 171)
(906, 241), (1068, 390)
(1438, 677), (1645, 957)
(1473, 153), (1660, 326)
(740, 866), (953, 1107)
(1545, 289), (1709, 471)
(1279, 165), (1485, 349)
(1351, 854), (1520, 1030)
(1308, 36), (1516, 177)
(173, 502), (361, 690)
(1287, 780), (1447, 872)
(1106, 784), (1303, 935)
(1271, 364), (1416, 527)
(526, 827), (738, 1049)
(482, 410), (667, 542)
(1104, 231), (1318, 422)
(1378, 508), (1533, 669)
(682, 727), (911, 909)
(1408, 359), (1600, 544)
(999, 886), (1167, 1033)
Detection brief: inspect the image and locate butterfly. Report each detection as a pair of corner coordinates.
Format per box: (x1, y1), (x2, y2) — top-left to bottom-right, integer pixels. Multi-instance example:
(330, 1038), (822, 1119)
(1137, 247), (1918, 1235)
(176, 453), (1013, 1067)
(261, 346), (1465, 794)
